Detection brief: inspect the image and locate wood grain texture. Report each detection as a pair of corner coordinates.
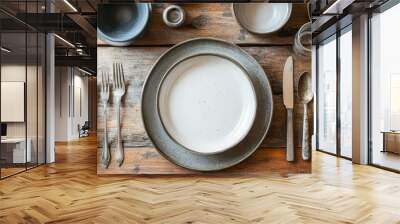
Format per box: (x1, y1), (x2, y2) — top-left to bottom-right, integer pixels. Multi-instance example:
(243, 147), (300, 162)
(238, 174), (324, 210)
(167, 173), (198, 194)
(97, 46), (312, 174)
(98, 147), (310, 175)
(1, 136), (400, 223)
(97, 3), (312, 174)
(97, 3), (309, 46)
(97, 46), (312, 147)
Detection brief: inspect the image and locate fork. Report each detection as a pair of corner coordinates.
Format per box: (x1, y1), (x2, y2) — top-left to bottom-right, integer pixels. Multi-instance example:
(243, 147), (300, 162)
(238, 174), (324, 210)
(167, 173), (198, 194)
(113, 63), (126, 167)
(100, 71), (111, 168)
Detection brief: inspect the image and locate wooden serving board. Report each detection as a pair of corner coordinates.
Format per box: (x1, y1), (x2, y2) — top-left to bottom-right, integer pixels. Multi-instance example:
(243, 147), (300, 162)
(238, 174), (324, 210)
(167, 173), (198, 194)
(97, 3), (312, 175)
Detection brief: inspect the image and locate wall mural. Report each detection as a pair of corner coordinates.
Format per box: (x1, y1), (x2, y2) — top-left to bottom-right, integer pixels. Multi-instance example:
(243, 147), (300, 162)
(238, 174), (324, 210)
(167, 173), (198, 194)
(97, 3), (312, 175)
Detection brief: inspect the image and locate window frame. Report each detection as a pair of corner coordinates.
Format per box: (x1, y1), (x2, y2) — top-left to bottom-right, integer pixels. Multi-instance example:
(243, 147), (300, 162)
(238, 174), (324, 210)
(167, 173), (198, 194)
(315, 24), (353, 160)
(367, 0), (400, 173)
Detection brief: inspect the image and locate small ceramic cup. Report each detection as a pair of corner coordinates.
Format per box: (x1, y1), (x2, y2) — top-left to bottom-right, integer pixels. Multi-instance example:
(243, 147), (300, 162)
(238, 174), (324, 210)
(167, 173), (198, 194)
(162, 5), (186, 28)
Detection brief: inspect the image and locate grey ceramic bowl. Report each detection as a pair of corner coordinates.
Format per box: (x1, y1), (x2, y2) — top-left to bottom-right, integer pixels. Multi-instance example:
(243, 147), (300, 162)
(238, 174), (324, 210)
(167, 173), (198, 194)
(232, 3), (292, 35)
(97, 3), (151, 46)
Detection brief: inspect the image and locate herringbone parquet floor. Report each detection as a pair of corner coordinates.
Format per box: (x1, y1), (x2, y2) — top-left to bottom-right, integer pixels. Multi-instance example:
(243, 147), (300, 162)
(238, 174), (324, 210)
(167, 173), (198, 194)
(1, 135), (400, 224)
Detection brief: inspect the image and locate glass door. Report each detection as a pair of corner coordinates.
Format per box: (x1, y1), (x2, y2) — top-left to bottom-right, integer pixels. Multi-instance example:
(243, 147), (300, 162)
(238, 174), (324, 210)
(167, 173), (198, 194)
(1, 28), (28, 178)
(0, 1), (47, 179)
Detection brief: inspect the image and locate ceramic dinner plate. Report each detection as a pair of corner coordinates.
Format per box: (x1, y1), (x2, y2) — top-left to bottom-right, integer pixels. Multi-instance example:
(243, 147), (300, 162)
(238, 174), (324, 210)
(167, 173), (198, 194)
(142, 38), (273, 171)
(233, 3), (292, 34)
(158, 55), (257, 154)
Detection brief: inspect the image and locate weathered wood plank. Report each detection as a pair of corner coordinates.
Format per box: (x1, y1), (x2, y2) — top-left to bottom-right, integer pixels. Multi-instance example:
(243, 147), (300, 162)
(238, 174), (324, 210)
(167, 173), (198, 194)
(97, 46), (312, 150)
(97, 147), (311, 175)
(97, 3), (309, 46)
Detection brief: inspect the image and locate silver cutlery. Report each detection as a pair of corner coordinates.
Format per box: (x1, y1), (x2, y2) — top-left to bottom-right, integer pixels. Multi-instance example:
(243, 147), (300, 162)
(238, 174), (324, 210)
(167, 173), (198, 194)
(283, 56), (294, 162)
(100, 71), (111, 168)
(113, 63), (126, 167)
(298, 71), (313, 160)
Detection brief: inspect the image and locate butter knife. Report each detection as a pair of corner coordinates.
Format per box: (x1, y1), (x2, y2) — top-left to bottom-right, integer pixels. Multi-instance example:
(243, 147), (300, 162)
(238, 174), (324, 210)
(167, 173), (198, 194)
(283, 56), (294, 162)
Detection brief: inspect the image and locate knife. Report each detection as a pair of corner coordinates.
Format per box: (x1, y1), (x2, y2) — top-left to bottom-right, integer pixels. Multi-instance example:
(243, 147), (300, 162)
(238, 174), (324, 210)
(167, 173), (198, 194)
(283, 56), (294, 162)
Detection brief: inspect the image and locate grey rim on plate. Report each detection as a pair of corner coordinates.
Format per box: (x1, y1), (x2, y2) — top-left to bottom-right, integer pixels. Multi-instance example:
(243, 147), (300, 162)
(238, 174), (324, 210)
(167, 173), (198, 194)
(156, 53), (258, 156)
(141, 38), (274, 171)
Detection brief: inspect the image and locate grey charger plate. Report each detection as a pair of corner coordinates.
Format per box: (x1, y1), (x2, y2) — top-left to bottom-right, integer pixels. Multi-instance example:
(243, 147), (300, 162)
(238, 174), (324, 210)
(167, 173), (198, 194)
(141, 38), (273, 171)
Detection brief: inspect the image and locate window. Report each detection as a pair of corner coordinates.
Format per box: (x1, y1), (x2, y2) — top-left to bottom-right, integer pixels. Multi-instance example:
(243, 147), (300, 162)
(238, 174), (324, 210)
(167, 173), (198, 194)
(389, 74), (400, 130)
(317, 36), (337, 154)
(370, 3), (400, 171)
(339, 28), (352, 158)
(316, 26), (353, 159)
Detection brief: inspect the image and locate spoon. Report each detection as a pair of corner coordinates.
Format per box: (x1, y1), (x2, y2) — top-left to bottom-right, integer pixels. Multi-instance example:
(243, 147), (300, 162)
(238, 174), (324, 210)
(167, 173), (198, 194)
(297, 71), (313, 160)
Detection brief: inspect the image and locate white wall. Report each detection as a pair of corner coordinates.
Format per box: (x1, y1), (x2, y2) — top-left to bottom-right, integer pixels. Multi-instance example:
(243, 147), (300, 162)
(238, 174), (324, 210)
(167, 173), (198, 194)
(1, 64), (26, 141)
(73, 72), (89, 137)
(1, 65), (25, 139)
(54, 66), (89, 141)
(1, 65), (38, 138)
(1, 63), (46, 164)
(55, 66), (68, 141)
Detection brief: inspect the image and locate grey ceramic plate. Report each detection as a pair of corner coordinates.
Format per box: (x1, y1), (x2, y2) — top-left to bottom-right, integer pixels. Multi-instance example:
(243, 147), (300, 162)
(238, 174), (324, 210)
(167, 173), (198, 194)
(141, 38), (273, 171)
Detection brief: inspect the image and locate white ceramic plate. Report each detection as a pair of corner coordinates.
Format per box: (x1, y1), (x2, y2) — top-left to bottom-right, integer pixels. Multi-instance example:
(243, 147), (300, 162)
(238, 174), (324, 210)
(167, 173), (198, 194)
(233, 3), (292, 34)
(158, 54), (257, 155)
